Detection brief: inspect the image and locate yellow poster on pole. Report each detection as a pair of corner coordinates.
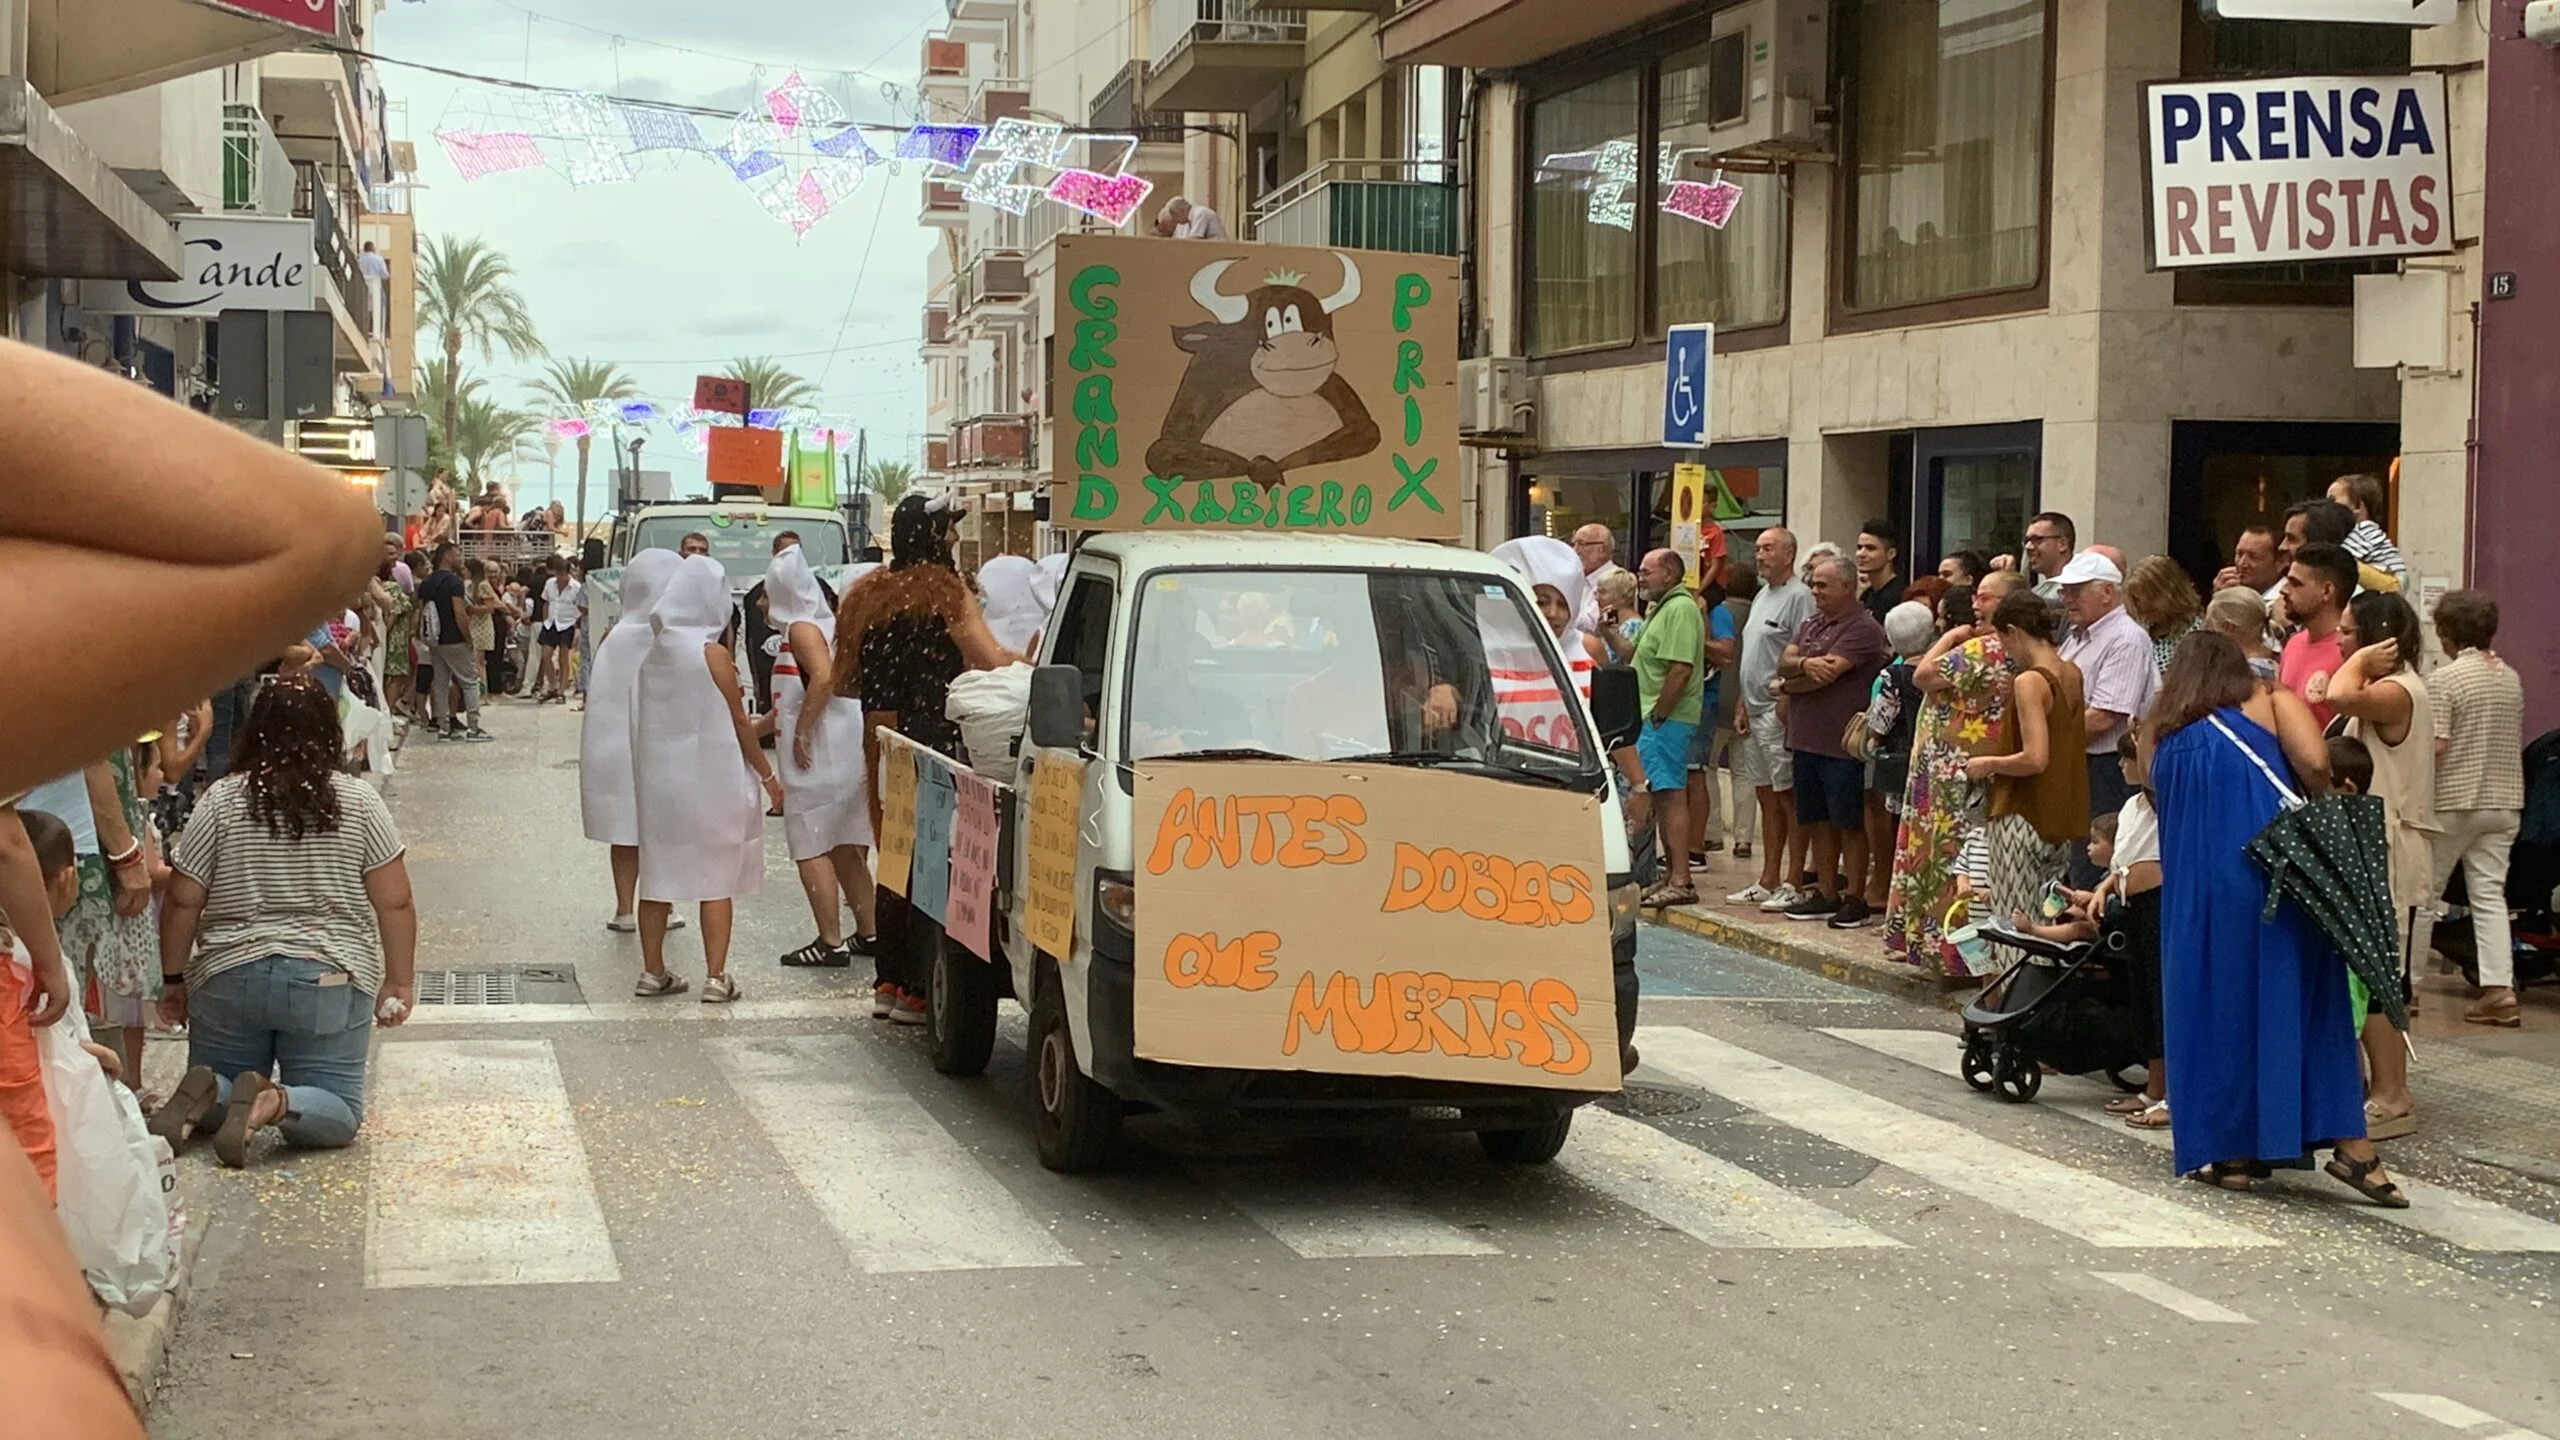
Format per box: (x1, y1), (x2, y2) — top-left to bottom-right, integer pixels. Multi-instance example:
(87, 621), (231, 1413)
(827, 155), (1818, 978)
(1022, 751), (1086, 958)
(874, 734), (917, 896)
(1129, 762), (1618, 1091)
(1670, 462), (1707, 592)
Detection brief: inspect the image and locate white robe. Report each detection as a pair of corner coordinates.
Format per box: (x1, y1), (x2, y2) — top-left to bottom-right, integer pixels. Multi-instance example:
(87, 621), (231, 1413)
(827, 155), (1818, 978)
(632, 555), (764, 902)
(979, 554), (1046, 656)
(579, 548), (681, 846)
(767, 548), (873, 861)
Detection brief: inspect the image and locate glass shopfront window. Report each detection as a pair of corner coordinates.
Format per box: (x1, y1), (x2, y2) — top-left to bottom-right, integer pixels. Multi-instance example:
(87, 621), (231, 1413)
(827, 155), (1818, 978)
(1655, 42), (1788, 332)
(1843, 0), (2050, 312)
(1527, 73), (1642, 354)
(1523, 447), (1789, 570)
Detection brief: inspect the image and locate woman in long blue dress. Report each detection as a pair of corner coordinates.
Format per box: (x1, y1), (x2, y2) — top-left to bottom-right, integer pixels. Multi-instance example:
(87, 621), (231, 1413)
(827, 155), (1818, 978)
(2147, 631), (2405, 1204)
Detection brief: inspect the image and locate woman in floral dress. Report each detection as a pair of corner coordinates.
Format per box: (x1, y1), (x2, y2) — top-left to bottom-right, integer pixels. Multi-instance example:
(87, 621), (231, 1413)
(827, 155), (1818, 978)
(1881, 571), (2023, 975)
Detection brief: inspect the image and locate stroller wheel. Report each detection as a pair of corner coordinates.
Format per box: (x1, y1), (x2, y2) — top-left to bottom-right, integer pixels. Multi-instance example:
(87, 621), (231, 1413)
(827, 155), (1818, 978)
(2105, 1064), (2149, 1094)
(1960, 1034), (1996, 1092)
(1993, 1050), (2042, 1103)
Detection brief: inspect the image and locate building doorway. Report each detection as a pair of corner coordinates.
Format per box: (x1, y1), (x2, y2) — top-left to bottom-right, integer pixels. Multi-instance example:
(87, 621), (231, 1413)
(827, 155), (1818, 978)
(2168, 420), (2400, 590)
(1890, 422), (2043, 578)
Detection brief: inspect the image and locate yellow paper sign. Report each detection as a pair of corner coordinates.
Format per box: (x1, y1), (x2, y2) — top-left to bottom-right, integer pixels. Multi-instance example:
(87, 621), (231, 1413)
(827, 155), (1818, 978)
(1130, 762), (1618, 1092)
(874, 734), (917, 897)
(1670, 462), (1707, 591)
(1022, 750), (1086, 958)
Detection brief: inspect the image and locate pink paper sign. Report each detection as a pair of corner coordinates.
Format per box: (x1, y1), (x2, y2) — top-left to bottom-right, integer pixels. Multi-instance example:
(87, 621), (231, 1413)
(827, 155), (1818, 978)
(1662, 179), (1745, 230)
(945, 769), (1000, 959)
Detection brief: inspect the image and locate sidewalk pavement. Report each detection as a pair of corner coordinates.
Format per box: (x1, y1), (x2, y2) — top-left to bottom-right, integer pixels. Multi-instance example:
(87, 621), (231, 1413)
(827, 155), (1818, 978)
(1654, 844), (2560, 1181)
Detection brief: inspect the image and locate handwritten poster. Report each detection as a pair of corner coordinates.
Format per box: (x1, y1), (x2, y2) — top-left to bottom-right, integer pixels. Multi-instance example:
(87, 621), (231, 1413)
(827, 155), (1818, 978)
(909, 761), (957, 923)
(1022, 751), (1086, 958)
(945, 769), (999, 959)
(874, 736), (917, 896)
(1130, 763), (1617, 1092)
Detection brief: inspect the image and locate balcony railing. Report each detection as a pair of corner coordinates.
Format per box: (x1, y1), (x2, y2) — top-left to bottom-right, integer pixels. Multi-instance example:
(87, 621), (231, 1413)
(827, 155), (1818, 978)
(1250, 159), (1457, 255)
(1090, 59), (1187, 137)
(1151, 0), (1307, 61)
(951, 414), (1031, 469)
(954, 251), (1029, 316)
(221, 103), (293, 214)
(293, 159), (372, 341)
(924, 304), (951, 346)
(971, 80), (1030, 124)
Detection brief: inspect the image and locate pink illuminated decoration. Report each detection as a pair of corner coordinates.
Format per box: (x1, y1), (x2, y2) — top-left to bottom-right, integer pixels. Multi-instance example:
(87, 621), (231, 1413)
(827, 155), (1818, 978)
(1662, 178), (1745, 230)
(1046, 168), (1153, 226)
(435, 129), (547, 181)
(545, 417), (592, 439)
(719, 72), (876, 235)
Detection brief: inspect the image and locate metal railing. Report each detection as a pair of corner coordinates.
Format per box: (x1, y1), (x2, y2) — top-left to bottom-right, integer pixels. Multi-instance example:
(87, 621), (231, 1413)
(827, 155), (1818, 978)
(293, 159), (372, 338)
(221, 103), (293, 214)
(1250, 159), (1457, 254)
(1090, 59), (1187, 136)
(1150, 0), (1307, 67)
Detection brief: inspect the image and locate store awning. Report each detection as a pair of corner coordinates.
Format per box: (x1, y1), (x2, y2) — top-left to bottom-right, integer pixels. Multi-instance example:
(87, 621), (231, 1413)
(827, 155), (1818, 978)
(0, 80), (182, 280)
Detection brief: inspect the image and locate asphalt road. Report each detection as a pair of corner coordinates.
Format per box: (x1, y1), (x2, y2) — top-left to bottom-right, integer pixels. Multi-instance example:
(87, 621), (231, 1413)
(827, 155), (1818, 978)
(145, 702), (2560, 1439)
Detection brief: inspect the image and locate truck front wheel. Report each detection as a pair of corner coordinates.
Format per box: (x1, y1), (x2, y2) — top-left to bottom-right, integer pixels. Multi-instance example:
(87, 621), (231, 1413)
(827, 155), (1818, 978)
(927, 932), (1001, 1076)
(1476, 1109), (1574, 1164)
(1030, 975), (1122, 1173)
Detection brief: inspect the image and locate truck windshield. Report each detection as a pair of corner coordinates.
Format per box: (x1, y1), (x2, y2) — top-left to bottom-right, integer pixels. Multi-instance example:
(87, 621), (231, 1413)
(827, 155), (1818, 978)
(628, 515), (848, 583)
(1125, 567), (1603, 786)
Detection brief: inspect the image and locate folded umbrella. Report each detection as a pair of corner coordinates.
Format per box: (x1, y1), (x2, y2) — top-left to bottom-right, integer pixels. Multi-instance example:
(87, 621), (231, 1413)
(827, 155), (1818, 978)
(2243, 792), (2408, 1032)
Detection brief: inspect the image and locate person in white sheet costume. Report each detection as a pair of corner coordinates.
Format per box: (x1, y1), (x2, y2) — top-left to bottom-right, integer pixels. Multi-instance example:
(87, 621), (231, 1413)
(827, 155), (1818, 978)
(977, 555), (1048, 656)
(767, 547), (877, 968)
(631, 553), (779, 1003)
(578, 547), (685, 934)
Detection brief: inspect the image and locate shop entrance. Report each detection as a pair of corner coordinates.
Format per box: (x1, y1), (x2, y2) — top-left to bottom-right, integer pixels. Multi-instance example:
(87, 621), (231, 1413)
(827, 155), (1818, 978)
(2167, 421), (2400, 589)
(1887, 422), (2043, 578)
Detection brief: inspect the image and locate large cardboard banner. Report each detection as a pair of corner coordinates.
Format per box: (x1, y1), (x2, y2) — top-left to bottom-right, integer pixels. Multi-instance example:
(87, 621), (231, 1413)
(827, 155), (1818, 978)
(1131, 762), (1618, 1092)
(875, 739), (917, 896)
(1051, 234), (1461, 540)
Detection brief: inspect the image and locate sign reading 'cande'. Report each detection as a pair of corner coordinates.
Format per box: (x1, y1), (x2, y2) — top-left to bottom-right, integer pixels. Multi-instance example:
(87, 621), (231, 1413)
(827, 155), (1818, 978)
(1130, 761), (1619, 1092)
(1052, 234), (1461, 540)
(2144, 73), (2452, 270)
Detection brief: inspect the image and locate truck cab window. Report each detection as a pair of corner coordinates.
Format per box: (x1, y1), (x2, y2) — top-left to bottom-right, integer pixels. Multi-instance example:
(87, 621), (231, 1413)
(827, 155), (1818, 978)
(1053, 574), (1114, 724)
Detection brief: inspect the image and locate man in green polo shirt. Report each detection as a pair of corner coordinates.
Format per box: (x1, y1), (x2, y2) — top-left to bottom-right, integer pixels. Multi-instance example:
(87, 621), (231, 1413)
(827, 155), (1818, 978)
(1632, 548), (1704, 906)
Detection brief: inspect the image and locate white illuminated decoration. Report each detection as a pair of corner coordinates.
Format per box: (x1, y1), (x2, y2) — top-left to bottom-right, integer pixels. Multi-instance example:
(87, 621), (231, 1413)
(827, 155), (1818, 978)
(718, 72), (878, 235)
(1588, 139), (1640, 230)
(960, 118), (1069, 215)
(539, 92), (633, 187)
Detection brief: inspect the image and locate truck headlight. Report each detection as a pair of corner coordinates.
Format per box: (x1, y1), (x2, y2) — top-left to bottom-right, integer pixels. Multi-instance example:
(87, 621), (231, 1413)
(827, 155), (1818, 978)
(1608, 874), (1640, 940)
(1096, 871), (1136, 934)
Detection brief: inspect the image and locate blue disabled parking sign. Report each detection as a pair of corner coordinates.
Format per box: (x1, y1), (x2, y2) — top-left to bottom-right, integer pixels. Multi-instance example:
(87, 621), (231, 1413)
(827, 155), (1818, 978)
(1662, 323), (1714, 447)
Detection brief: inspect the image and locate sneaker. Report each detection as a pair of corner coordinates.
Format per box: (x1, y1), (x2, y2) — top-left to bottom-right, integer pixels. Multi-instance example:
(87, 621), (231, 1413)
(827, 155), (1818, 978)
(701, 975), (741, 1004)
(845, 933), (877, 958)
(1725, 883), (1774, 906)
(1826, 897), (1875, 929)
(1757, 883), (1803, 913)
(605, 913), (638, 934)
(463, 727), (495, 743)
(781, 939), (854, 968)
(1783, 890), (1839, 921)
(889, 992), (927, 1026)
(870, 984), (895, 1019)
(633, 970), (689, 998)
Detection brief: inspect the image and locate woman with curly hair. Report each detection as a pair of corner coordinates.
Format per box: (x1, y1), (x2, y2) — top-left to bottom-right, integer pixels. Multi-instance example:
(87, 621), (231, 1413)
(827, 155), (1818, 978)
(2124, 554), (2204, 675)
(150, 678), (417, 1169)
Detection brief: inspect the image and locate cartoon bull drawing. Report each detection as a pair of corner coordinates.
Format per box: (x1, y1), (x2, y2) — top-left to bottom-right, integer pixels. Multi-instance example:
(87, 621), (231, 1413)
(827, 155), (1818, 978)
(1144, 252), (1381, 490)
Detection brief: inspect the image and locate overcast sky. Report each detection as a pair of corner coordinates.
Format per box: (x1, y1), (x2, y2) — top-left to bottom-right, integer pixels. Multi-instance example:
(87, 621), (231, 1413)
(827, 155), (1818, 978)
(372, 0), (938, 509)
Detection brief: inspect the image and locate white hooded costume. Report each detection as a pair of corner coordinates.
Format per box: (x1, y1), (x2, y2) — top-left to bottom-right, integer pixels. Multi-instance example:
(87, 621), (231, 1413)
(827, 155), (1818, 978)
(579, 547), (682, 846)
(978, 554), (1047, 656)
(632, 554), (764, 902)
(1488, 535), (1597, 754)
(766, 546), (874, 861)
(1032, 553), (1068, 622)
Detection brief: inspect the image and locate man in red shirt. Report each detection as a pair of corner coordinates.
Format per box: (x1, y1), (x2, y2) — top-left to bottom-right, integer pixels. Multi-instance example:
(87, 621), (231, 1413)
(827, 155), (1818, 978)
(2278, 542), (2356, 728)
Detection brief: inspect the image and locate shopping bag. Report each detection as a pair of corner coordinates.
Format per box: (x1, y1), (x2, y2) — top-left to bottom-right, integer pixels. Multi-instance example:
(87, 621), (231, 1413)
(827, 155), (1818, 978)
(38, 1007), (173, 1313)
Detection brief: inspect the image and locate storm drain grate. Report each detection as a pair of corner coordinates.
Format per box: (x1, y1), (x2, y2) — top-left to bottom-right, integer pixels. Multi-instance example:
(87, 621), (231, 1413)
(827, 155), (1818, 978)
(415, 969), (521, 1005)
(1599, 1084), (1703, 1119)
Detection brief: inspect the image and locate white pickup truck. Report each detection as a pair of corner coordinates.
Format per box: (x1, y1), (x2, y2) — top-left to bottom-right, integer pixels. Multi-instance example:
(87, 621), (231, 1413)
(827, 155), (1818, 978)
(883, 531), (1644, 1173)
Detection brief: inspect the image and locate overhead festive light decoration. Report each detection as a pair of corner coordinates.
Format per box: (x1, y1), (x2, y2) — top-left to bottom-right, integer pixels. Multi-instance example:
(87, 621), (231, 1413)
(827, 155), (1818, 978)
(959, 118), (1068, 215)
(1663, 178), (1745, 229)
(897, 124), (984, 171)
(1046, 167), (1153, 226)
(528, 395), (866, 455)
(541, 92), (634, 187)
(438, 128), (546, 181)
(1587, 139), (1640, 230)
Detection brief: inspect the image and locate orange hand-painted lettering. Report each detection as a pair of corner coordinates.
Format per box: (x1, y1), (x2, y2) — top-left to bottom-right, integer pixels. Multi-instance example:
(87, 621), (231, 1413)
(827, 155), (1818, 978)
(1148, 788), (1367, 873)
(1380, 841), (1600, 929)
(1281, 968), (1590, 1075)
(1161, 930), (1281, 991)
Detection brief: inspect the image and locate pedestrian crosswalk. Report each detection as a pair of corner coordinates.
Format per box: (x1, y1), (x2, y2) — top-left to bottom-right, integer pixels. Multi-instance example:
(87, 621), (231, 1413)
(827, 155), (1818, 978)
(345, 1021), (2560, 1292)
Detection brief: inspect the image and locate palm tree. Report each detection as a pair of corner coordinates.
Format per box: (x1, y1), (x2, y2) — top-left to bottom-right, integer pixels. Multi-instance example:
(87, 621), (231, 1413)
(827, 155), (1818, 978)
(451, 392), (538, 489)
(723, 355), (817, 412)
(417, 235), (542, 459)
(861, 457), (914, 510)
(529, 356), (639, 538)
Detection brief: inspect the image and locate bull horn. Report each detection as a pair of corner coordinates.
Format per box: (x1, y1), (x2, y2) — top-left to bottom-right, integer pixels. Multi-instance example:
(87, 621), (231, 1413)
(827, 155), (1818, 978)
(1188, 259), (1249, 323)
(1319, 252), (1362, 312)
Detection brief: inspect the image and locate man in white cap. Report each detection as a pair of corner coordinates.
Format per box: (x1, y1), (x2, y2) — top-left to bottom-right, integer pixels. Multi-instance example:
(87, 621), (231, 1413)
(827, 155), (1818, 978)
(2056, 549), (2156, 869)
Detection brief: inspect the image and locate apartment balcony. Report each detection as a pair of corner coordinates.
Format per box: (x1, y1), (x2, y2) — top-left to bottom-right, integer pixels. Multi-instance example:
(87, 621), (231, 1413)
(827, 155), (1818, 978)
(925, 435), (952, 473)
(57, 70), (227, 218)
(923, 303), (952, 348)
(971, 81), (1032, 126)
(1144, 2), (1306, 114)
(919, 36), (969, 122)
(259, 50), (367, 172)
(953, 251), (1031, 325)
(0, 80), (183, 279)
(25, 0), (337, 108)
(293, 159), (374, 369)
(922, 177), (968, 228)
(1378, 0), (1694, 67)
(1251, 160), (1456, 255)
(946, 0), (1019, 21)
(222, 102), (293, 213)
(922, 36), (968, 76)
(1089, 60), (1188, 139)
(951, 414), (1032, 471)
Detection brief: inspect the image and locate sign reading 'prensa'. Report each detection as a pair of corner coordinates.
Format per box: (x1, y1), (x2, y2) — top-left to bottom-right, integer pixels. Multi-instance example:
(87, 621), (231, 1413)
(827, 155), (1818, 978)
(1131, 762), (1619, 1091)
(1051, 234), (1461, 539)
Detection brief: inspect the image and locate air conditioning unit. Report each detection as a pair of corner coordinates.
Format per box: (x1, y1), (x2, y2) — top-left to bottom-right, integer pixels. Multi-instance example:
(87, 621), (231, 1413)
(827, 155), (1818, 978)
(1696, 0), (1828, 160)
(1459, 355), (1532, 438)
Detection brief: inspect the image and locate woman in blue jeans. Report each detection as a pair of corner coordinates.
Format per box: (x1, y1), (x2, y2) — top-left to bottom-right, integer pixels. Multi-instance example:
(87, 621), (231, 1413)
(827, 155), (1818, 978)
(151, 678), (417, 1168)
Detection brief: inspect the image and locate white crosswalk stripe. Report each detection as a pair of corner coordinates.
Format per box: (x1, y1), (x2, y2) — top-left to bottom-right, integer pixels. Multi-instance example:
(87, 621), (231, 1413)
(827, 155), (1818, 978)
(1636, 1026), (2280, 1248)
(1557, 1106), (1903, 1250)
(1199, 1164), (1504, 1258)
(1819, 1027), (2560, 1254)
(708, 1032), (1082, 1274)
(364, 1038), (622, 1289)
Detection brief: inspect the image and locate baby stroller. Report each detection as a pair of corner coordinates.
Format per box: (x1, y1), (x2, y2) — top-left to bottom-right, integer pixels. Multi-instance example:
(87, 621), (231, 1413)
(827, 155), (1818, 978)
(2431, 726), (2560, 991)
(1957, 900), (2154, 1103)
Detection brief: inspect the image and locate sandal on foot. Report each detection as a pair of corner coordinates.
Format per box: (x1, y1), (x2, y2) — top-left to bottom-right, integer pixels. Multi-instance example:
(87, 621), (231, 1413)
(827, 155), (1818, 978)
(2103, 1095), (2149, 1115)
(149, 1065), (221, 1150)
(2326, 1152), (2410, 1208)
(213, 1072), (275, 1169)
(1641, 884), (1699, 909)
(2188, 1160), (2268, 1192)
(2124, 1101), (2172, 1131)
(633, 970), (690, 998)
(2364, 1101), (2418, 1142)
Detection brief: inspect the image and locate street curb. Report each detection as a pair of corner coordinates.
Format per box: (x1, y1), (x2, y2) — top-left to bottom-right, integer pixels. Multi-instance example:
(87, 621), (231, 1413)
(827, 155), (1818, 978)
(102, 1187), (206, 1414)
(1651, 903), (1982, 1009)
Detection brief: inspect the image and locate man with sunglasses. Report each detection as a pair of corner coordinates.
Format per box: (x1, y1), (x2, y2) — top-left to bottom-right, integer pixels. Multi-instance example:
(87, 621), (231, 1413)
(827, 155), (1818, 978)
(2024, 511), (2077, 641)
(1569, 524), (1628, 638)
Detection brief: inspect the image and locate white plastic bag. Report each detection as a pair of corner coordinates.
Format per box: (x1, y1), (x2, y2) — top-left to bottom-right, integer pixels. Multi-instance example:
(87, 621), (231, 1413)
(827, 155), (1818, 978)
(946, 663), (1034, 782)
(38, 1006), (173, 1314)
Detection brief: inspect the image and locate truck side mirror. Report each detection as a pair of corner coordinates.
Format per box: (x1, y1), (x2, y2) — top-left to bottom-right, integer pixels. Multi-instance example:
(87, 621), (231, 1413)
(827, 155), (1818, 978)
(1589, 665), (1639, 751)
(1028, 664), (1086, 751)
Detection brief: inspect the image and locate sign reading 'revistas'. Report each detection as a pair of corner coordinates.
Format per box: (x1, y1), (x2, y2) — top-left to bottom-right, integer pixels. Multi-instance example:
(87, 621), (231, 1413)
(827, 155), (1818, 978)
(2144, 74), (2453, 269)
(1051, 234), (1461, 539)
